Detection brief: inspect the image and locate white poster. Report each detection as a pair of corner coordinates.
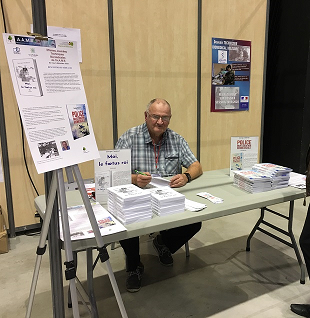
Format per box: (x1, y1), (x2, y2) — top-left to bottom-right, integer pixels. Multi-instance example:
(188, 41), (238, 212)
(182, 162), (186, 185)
(94, 149), (131, 203)
(2, 33), (99, 174)
(230, 136), (259, 176)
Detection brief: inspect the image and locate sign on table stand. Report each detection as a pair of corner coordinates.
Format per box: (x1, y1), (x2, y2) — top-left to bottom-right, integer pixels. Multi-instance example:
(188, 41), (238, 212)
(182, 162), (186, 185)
(230, 136), (259, 176)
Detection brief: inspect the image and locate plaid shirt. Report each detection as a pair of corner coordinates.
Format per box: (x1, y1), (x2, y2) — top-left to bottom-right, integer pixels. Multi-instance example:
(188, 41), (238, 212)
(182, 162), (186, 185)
(115, 123), (197, 176)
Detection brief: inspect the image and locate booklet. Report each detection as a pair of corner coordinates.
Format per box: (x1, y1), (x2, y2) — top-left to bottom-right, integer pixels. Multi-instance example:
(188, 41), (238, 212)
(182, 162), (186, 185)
(58, 202), (127, 241)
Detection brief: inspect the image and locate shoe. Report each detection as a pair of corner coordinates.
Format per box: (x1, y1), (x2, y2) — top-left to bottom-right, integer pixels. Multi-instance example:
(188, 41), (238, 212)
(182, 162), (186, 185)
(126, 262), (144, 293)
(153, 235), (173, 266)
(291, 304), (310, 317)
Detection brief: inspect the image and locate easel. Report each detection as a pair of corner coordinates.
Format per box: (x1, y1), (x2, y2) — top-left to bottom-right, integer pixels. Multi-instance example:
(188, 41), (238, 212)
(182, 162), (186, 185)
(25, 164), (128, 318)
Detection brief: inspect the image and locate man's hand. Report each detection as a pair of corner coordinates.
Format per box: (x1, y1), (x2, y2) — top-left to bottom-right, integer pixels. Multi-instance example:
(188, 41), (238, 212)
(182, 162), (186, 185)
(133, 172), (152, 188)
(169, 174), (187, 188)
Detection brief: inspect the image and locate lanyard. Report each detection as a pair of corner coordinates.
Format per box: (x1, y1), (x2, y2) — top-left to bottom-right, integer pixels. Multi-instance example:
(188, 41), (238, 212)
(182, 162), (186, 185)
(153, 143), (161, 170)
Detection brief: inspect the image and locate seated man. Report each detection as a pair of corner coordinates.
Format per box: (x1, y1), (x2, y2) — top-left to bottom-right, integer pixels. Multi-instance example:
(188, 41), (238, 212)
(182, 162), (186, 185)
(115, 98), (203, 292)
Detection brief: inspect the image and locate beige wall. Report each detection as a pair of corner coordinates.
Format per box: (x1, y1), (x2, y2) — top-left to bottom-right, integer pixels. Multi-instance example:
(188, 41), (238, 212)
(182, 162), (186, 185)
(0, 0), (267, 229)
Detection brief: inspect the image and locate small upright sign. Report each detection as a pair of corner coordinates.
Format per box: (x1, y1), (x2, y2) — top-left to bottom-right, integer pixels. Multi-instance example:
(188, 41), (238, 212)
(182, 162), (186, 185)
(230, 136), (259, 176)
(94, 149), (131, 203)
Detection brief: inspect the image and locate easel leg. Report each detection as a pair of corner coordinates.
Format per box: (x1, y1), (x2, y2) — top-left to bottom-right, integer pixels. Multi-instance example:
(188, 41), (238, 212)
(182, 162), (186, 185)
(72, 164), (128, 318)
(25, 171), (58, 318)
(57, 168), (81, 318)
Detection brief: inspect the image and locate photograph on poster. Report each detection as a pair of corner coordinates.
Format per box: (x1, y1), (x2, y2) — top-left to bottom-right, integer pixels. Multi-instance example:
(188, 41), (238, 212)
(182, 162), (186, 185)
(38, 140), (60, 159)
(66, 104), (90, 140)
(212, 63), (236, 85)
(211, 37), (251, 112)
(61, 140), (70, 151)
(13, 58), (43, 96)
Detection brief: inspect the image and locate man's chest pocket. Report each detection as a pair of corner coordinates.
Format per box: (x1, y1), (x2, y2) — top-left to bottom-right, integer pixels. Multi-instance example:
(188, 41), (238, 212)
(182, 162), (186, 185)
(164, 154), (180, 174)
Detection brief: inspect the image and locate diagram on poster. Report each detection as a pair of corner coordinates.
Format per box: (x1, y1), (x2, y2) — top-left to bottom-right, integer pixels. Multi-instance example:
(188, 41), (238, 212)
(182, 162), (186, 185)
(2, 33), (99, 173)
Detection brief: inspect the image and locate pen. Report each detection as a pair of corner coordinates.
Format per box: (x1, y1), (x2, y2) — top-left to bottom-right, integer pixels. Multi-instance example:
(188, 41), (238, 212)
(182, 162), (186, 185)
(135, 170), (147, 175)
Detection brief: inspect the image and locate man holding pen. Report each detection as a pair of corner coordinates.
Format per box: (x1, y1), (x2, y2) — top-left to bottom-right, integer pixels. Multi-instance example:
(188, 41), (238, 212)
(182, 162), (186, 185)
(115, 98), (203, 292)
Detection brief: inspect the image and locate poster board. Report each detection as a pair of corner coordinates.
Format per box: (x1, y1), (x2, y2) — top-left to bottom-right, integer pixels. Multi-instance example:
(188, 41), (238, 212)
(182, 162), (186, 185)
(211, 37), (251, 112)
(2, 33), (99, 174)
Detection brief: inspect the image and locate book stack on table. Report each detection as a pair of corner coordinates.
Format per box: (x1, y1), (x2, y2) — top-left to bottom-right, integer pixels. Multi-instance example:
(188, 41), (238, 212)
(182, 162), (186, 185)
(107, 184), (152, 225)
(149, 186), (185, 216)
(252, 163), (292, 189)
(233, 170), (272, 193)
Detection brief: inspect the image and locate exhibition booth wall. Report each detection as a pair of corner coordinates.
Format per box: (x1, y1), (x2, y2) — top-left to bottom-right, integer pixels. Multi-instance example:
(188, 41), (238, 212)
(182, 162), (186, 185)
(0, 0), (267, 230)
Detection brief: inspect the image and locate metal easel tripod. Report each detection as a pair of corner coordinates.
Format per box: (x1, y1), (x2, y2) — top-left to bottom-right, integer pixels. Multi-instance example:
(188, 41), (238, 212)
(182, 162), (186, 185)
(25, 164), (128, 318)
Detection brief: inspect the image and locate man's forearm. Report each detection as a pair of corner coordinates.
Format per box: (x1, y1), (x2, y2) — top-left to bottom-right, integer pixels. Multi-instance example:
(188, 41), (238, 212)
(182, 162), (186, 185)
(185, 161), (203, 181)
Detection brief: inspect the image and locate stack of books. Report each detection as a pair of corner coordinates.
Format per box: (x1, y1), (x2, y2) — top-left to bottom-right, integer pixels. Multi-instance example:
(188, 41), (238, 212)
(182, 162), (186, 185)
(149, 187), (185, 216)
(252, 163), (292, 189)
(233, 170), (272, 193)
(107, 184), (152, 225)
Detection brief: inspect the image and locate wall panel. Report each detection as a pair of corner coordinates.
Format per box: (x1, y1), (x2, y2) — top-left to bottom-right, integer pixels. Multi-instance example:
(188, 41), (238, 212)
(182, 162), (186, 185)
(200, 0), (267, 170)
(113, 0), (198, 154)
(0, 0), (267, 230)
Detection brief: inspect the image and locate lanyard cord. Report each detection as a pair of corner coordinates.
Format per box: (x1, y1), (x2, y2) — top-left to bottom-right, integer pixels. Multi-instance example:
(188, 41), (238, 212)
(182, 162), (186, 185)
(153, 143), (161, 170)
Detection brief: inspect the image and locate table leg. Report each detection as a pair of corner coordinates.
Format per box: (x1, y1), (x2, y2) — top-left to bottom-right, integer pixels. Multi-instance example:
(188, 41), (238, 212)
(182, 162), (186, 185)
(246, 202), (306, 284)
(87, 248), (99, 318)
(246, 208), (265, 251)
(288, 201), (306, 284)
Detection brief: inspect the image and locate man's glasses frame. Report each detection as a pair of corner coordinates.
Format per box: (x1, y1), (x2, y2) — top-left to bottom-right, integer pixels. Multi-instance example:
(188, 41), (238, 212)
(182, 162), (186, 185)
(147, 112), (172, 123)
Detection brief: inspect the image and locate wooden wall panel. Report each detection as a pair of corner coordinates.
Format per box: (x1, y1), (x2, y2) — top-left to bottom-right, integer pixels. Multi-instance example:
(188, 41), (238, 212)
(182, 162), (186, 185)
(113, 0), (199, 154)
(200, 0), (267, 170)
(0, 0), (267, 229)
(0, 0), (41, 228)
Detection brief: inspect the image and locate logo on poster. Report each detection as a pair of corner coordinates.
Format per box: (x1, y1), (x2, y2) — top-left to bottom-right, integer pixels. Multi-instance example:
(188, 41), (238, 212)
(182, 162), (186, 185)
(13, 47), (20, 54)
(241, 96), (249, 102)
(218, 50), (227, 63)
(237, 139), (251, 149)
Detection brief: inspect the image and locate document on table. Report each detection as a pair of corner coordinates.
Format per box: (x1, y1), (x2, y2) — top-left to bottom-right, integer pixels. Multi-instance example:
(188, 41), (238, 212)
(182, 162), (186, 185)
(289, 172), (306, 189)
(59, 202), (127, 241)
(196, 192), (224, 204)
(185, 199), (207, 211)
(149, 176), (171, 188)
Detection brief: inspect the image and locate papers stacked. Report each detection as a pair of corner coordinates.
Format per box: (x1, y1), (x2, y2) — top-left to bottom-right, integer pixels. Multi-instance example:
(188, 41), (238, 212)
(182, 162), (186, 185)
(149, 187), (185, 216)
(107, 184), (152, 225)
(233, 170), (272, 193)
(252, 163), (292, 189)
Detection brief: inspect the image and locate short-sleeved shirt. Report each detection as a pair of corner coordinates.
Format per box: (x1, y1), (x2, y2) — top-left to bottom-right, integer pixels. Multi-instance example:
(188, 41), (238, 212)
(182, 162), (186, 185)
(115, 123), (197, 177)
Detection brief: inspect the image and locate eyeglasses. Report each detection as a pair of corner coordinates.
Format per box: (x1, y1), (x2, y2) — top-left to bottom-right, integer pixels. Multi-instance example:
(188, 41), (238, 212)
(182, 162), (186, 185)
(147, 112), (171, 122)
